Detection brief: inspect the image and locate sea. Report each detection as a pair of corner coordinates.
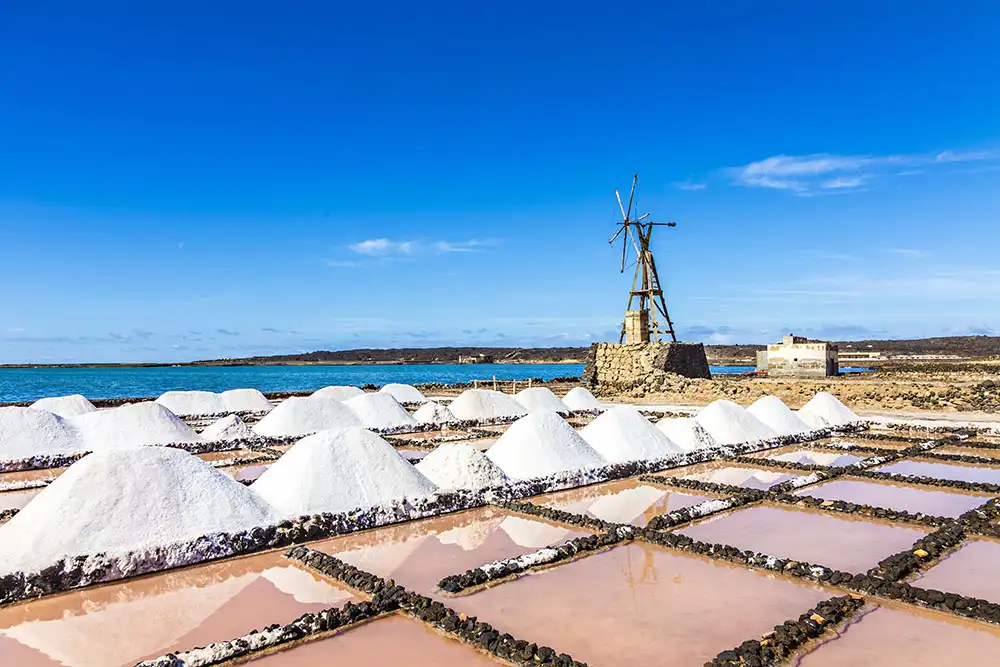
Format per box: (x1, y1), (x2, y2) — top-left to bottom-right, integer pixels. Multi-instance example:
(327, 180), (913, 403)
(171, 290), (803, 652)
(0, 363), (871, 403)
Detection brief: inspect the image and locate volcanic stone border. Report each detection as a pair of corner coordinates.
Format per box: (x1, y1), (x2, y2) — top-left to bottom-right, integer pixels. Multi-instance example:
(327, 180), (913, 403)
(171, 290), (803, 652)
(916, 450), (1000, 466)
(767, 492), (951, 529)
(0, 508), (19, 523)
(0, 452), (88, 474)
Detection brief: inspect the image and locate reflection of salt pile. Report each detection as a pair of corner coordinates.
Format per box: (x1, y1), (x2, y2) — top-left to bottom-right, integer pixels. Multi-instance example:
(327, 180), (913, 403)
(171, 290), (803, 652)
(201, 414), (255, 441)
(747, 396), (811, 436)
(580, 406), (683, 463)
(799, 392), (861, 427)
(499, 515), (570, 548)
(344, 393), (418, 431)
(220, 388), (273, 413)
(413, 401), (457, 425)
(252, 396), (361, 437)
(486, 412), (605, 480)
(695, 400), (777, 445)
(335, 535), (429, 579)
(562, 387), (604, 411)
(379, 383), (427, 404)
(586, 485), (666, 524)
(448, 389), (528, 421)
(251, 428), (437, 517)
(71, 402), (202, 450)
(260, 566), (354, 605)
(415, 443), (509, 491)
(656, 417), (716, 453)
(693, 467), (755, 486)
(29, 394), (97, 417)
(0, 407), (85, 459)
(156, 391), (228, 417)
(436, 513), (505, 551)
(515, 387), (571, 415)
(0, 447), (278, 575)
(311, 386), (365, 401)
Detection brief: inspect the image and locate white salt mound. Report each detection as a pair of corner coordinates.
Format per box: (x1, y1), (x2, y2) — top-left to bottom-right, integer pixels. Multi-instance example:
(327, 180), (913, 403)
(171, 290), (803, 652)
(379, 383), (427, 404)
(201, 414), (256, 441)
(344, 393), (419, 431)
(515, 387), (571, 415)
(695, 400), (778, 445)
(155, 390), (228, 417)
(70, 402), (202, 450)
(311, 386), (365, 401)
(485, 412), (606, 480)
(251, 427), (437, 517)
(656, 417), (717, 453)
(415, 443), (509, 491)
(448, 389), (528, 421)
(0, 407), (85, 459)
(799, 392), (861, 427)
(29, 394), (97, 418)
(0, 447), (278, 575)
(220, 388), (273, 413)
(796, 409), (829, 430)
(747, 396), (812, 436)
(413, 401), (458, 425)
(562, 387), (604, 411)
(580, 406), (683, 463)
(252, 396), (362, 437)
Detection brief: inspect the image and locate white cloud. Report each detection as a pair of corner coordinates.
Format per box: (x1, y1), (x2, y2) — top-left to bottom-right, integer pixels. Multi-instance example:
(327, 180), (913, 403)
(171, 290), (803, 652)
(6, 327), (26, 333)
(822, 176), (866, 189)
(888, 249), (929, 260)
(341, 237), (500, 261)
(432, 238), (500, 253)
(348, 238), (416, 256)
(673, 180), (707, 191)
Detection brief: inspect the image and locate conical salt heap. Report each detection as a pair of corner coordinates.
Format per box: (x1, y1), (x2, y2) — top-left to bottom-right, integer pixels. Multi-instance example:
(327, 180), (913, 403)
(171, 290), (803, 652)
(201, 414), (255, 441)
(580, 405), (683, 463)
(485, 412), (605, 480)
(798, 392), (861, 427)
(562, 387), (604, 411)
(155, 390), (228, 417)
(29, 394), (97, 418)
(0, 447), (278, 575)
(515, 387), (571, 415)
(747, 395), (811, 436)
(379, 383), (427, 404)
(448, 389), (528, 421)
(252, 428), (437, 517)
(0, 407), (85, 459)
(220, 388), (273, 413)
(344, 392), (419, 430)
(71, 402), (202, 450)
(311, 385), (365, 401)
(656, 417), (717, 453)
(415, 443), (509, 491)
(413, 401), (457, 425)
(695, 400), (777, 445)
(252, 396), (362, 437)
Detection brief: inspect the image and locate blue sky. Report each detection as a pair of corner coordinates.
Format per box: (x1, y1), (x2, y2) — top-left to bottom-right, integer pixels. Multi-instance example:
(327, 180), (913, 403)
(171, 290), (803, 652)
(1, 1), (999, 363)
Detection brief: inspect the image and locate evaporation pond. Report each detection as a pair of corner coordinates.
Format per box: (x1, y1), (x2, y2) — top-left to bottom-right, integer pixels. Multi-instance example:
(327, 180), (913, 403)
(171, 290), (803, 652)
(195, 449), (267, 463)
(679, 464), (805, 490)
(219, 463), (270, 482)
(312, 506), (593, 600)
(533, 479), (718, 527)
(936, 444), (1000, 459)
(678, 504), (927, 573)
(912, 538), (1000, 604)
(245, 614), (503, 666)
(0, 467), (63, 486)
(791, 603), (1000, 666)
(0, 552), (359, 667)
(0, 488), (41, 512)
(442, 542), (831, 667)
(795, 479), (990, 517)
(875, 459), (1000, 486)
(757, 448), (865, 467)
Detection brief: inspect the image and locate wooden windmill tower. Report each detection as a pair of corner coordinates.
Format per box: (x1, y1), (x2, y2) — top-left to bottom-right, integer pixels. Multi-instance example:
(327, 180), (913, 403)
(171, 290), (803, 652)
(609, 174), (678, 344)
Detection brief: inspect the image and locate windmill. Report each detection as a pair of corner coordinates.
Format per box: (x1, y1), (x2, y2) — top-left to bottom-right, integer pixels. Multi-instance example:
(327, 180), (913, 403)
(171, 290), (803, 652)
(608, 173), (678, 344)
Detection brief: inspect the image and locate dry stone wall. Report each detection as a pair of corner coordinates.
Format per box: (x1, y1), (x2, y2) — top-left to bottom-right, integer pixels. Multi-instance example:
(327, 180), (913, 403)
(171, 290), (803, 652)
(582, 341), (711, 391)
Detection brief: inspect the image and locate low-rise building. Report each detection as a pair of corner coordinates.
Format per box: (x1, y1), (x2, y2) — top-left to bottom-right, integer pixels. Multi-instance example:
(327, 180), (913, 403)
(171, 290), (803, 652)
(756, 335), (839, 378)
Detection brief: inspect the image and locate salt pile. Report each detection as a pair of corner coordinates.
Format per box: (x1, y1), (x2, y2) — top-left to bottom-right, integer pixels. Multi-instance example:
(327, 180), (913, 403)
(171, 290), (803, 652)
(799, 392), (861, 427)
(70, 402), (201, 450)
(797, 409), (829, 430)
(485, 412), (606, 480)
(252, 396), (362, 437)
(0, 447), (278, 575)
(515, 387), (571, 415)
(415, 443), (509, 491)
(201, 414), (256, 441)
(0, 407), (85, 459)
(580, 406), (683, 463)
(695, 400), (777, 445)
(448, 389), (528, 422)
(155, 390), (228, 417)
(311, 385), (365, 401)
(251, 427), (437, 517)
(747, 395), (812, 436)
(29, 394), (97, 418)
(413, 401), (457, 425)
(343, 392), (419, 431)
(220, 388), (273, 413)
(562, 387), (604, 411)
(656, 417), (717, 453)
(379, 383), (427, 404)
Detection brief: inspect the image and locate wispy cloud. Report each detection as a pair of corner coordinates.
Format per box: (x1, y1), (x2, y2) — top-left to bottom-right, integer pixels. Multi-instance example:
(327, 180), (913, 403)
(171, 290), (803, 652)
(335, 237), (501, 265)
(348, 238), (416, 256)
(216, 328), (240, 336)
(432, 238), (500, 253)
(888, 249), (929, 260)
(326, 259), (361, 268)
(673, 180), (707, 191)
(5, 327), (25, 333)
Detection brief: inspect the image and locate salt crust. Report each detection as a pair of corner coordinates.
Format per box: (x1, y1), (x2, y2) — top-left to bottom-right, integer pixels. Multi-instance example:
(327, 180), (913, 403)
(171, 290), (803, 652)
(201, 415), (255, 441)
(29, 394), (97, 418)
(0, 447), (278, 575)
(696, 399), (778, 445)
(412, 401), (458, 425)
(656, 417), (717, 453)
(515, 387), (571, 415)
(799, 392), (861, 427)
(747, 395), (811, 436)
(343, 393), (419, 431)
(252, 396), (361, 437)
(486, 412), (606, 480)
(70, 402), (202, 450)
(447, 389), (528, 421)
(378, 383), (427, 404)
(561, 387), (604, 411)
(310, 386), (365, 401)
(580, 405), (683, 463)
(251, 427), (437, 517)
(0, 407), (84, 459)
(415, 443), (509, 491)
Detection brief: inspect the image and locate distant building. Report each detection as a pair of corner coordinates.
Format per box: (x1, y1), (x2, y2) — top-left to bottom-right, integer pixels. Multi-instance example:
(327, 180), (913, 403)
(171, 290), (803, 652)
(458, 353), (494, 364)
(756, 335), (839, 378)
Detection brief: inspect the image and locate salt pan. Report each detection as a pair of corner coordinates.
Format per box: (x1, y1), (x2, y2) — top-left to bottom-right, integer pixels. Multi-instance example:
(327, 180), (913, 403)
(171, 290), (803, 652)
(0, 407), (85, 459)
(251, 428), (437, 517)
(415, 443), (509, 491)
(29, 394), (97, 418)
(344, 393), (419, 431)
(220, 388), (273, 413)
(252, 396), (361, 437)
(580, 406), (683, 463)
(562, 387), (604, 411)
(695, 400), (777, 445)
(71, 402), (201, 450)
(655, 417), (717, 453)
(413, 401), (457, 425)
(448, 389), (528, 421)
(379, 383), (427, 404)
(499, 515), (571, 548)
(515, 387), (571, 415)
(201, 414), (256, 441)
(311, 386), (365, 401)
(437, 514), (505, 551)
(485, 412), (605, 480)
(799, 392), (861, 427)
(747, 395), (812, 436)
(156, 391), (228, 417)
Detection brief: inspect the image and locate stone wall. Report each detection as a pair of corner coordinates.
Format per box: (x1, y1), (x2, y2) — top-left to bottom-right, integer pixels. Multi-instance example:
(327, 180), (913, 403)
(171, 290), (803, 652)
(582, 341), (711, 391)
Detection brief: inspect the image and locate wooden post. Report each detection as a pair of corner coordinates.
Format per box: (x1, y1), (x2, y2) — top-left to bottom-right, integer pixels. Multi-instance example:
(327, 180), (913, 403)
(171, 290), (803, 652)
(493, 376), (497, 391)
